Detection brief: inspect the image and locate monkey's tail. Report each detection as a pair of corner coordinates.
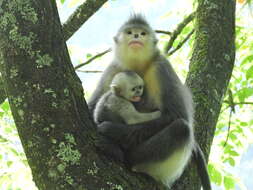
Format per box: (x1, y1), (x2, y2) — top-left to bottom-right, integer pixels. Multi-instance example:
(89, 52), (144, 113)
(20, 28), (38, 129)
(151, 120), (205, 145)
(193, 143), (212, 190)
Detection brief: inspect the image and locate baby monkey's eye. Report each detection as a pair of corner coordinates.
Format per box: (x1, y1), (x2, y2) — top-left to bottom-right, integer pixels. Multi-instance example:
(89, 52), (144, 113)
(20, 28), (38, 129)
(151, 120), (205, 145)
(141, 32), (146, 36)
(127, 31), (132, 35)
(131, 87), (136, 92)
(138, 85), (143, 89)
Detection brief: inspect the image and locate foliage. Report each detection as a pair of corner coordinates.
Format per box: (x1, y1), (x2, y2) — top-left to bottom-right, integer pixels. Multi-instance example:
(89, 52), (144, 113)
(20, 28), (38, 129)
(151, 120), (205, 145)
(0, 101), (37, 190)
(207, 7), (253, 190)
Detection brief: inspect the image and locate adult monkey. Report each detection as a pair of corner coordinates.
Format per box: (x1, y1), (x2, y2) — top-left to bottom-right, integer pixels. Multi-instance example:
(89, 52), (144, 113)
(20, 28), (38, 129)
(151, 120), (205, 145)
(88, 15), (211, 189)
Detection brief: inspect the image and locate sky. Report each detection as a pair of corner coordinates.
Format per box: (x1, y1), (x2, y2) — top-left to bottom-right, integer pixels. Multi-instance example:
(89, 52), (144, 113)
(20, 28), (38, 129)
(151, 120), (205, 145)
(57, 0), (253, 189)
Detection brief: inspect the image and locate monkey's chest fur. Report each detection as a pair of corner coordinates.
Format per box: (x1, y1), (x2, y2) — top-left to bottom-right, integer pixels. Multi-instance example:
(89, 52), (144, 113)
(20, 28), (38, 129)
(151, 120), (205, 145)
(134, 65), (162, 112)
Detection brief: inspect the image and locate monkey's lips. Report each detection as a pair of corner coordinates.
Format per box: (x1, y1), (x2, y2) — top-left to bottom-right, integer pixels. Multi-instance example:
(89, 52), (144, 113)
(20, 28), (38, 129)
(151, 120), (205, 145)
(130, 96), (141, 102)
(128, 41), (144, 48)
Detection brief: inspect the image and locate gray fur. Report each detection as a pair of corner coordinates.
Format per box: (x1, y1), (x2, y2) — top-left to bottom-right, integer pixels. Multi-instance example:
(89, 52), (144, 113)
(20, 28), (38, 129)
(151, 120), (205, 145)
(94, 72), (161, 125)
(88, 14), (211, 190)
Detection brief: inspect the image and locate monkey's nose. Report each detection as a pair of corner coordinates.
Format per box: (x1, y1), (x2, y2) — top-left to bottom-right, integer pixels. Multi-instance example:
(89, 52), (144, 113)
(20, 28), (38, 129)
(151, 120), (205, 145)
(134, 34), (139, 38)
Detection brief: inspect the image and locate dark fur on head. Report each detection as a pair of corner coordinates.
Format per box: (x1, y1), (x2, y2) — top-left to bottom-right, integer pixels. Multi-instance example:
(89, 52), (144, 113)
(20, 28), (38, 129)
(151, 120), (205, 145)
(117, 14), (154, 34)
(124, 14), (150, 27)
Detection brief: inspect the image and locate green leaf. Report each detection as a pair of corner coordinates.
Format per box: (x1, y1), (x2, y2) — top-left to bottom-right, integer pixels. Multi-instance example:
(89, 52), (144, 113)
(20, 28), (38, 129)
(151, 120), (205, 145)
(7, 161), (13, 167)
(224, 176), (235, 190)
(10, 148), (19, 156)
(208, 164), (222, 185)
(60, 0), (65, 4)
(0, 135), (8, 142)
(1, 101), (10, 112)
(236, 87), (253, 102)
(229, 133), (237, 141)
(86, 53), (92, 58)
(240, 121), (248, 126)
(224, 157), (235, 166)
(241, 54), (253, 65)
(229, 150), (239, 157)
(4, 127), (13, 134)
(246, 65), (253, 79)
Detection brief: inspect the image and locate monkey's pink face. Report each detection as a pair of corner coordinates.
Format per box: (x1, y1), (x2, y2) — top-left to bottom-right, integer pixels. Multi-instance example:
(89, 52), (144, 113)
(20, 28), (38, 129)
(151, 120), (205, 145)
(119, 28), (150, 50)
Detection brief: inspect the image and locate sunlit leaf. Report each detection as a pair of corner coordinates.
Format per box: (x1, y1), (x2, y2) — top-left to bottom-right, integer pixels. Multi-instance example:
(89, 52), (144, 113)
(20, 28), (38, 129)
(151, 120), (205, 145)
(224, 157), (235, 166)
(246, 65), (253, 80)
(86, 53), (92, 59)
(236, 87), (253, 102)
(10, 148), (19, 156)
(224, 176), (235, 190)
(240, 122), (248, 126)
(208, 164), (222, 185)
(241, 55), (253, 65)
(1, 101), (10, 112)
(7, 161), (13, 167)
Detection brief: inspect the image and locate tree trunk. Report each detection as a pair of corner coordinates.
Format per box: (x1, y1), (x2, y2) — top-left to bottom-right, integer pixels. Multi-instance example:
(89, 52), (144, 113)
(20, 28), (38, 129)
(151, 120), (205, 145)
(172, 0), (236, 189)
(0, 0), (235, 190)
(0, 1), (165, 189)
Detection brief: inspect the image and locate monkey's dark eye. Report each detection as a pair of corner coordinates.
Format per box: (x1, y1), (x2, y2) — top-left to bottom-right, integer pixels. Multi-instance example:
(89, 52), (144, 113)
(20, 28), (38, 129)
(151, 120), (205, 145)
(141, 32), (146, 36)
(138, 86), (143, 89)
(131, 87), (136, 92)
(127, 31), (132, 35)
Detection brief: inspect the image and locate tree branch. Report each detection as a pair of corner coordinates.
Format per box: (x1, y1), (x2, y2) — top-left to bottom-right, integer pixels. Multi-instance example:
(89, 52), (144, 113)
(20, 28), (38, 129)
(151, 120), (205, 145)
(224, 100), (253, 105)
(167, 29), (195, 56)
(74, 48), (111, 70)
(164, 12), (195, 54)
(155, 30), (172, 35)
(223, 108), (233, 147)
(62, 0), (107, 41)
(0, 76), (6, 104)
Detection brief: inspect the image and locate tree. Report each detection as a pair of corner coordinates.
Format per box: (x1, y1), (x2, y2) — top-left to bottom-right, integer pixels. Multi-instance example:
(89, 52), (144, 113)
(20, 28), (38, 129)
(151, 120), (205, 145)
(0, 0), (235, 189)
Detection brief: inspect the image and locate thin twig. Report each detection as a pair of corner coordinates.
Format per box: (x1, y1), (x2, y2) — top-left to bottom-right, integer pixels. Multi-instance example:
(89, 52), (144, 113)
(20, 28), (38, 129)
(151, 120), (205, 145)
(74, 48), (111, 70)
(167, 29), (195, 56)
(223, 89), (235, 147)
(62, 0), (107, 41)
(164, 12), (195, 54)
(155, 30), (172, 35)
(223, 108), (233, 147)
(223, 100), (253, 105)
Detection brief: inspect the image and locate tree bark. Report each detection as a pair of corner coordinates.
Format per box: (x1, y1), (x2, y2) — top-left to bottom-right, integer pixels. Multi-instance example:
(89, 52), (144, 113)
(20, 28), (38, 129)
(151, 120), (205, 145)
(172, 0), (236, 189)
(0, 0), (235, 190)
(0, 0), (165, 189)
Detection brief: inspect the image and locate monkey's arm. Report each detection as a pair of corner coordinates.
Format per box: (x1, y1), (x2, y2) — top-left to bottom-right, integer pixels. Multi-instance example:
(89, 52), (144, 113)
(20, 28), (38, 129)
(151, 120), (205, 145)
(118, 102), (161, 125)
(125, 111), (161, 124)
(97, 115), (172, 149)
(88, 63), (122, 113)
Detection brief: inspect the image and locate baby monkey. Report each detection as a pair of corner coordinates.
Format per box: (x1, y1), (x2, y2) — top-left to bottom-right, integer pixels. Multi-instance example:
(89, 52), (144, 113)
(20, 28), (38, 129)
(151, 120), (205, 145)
(94, 71), (161, 125)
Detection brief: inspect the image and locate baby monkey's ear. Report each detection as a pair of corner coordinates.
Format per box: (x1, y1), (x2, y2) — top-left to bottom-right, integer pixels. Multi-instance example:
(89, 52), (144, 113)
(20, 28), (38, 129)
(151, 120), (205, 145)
(110, 85), (121, 96)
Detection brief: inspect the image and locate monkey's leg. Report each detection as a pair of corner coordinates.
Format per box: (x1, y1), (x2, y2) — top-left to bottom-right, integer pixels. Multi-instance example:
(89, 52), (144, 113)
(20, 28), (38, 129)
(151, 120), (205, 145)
(95, 135), (125, 163)
(127, 118), (191, 166)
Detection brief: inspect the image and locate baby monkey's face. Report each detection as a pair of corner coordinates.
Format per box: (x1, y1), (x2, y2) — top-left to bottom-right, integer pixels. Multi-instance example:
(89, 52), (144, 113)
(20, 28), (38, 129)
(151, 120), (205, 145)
(125, 82), (144, 102)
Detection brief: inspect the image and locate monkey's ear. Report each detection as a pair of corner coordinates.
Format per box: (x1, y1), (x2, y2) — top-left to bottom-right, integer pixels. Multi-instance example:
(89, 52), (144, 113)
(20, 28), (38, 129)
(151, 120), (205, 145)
(111, 85), (121, 95)
(114, 36), (118, 43)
